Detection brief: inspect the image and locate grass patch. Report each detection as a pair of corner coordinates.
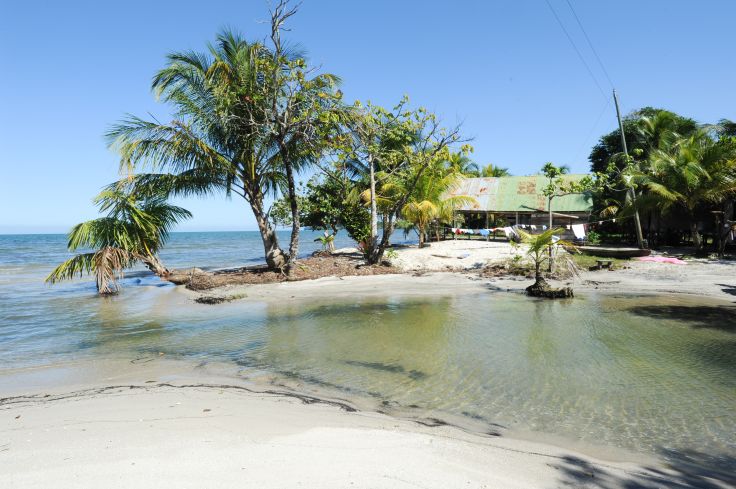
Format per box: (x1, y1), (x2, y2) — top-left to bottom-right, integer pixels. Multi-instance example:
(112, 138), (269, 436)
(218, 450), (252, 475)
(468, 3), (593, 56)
(570, 253), (630, 271)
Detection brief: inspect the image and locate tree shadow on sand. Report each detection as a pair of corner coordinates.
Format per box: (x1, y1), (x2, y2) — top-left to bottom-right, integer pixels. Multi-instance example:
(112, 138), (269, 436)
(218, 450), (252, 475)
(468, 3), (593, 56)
(626, 304), (736, 333)
(716, 283), (736, 297)
(550, 448), (735, 488)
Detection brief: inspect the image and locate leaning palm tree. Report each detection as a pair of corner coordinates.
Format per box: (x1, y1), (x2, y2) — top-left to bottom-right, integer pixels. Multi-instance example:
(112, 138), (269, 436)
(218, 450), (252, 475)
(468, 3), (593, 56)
(46, 187), (191, 294)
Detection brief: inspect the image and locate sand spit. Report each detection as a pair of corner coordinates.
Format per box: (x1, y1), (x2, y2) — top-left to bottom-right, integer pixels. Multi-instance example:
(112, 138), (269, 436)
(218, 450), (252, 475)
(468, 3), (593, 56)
(189, 240), (736, 303)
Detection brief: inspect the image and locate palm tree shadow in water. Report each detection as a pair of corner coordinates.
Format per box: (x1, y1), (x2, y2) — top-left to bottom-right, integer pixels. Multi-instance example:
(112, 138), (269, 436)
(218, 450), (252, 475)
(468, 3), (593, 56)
(626, 304), (736, 333)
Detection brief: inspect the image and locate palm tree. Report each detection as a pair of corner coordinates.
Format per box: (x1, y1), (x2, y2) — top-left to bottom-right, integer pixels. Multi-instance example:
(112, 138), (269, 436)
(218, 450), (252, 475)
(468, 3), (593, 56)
(636, 111), (694, 156)
(107, 31), (289, 269)
(645, 130), (736, 248)
(445, 152), (480, 176)
(46, 187), (191, 294)
(400, 161), (476, 247)
(107, 22), (344, 271)
(108, 21), (347, 270)
(716, 119), (736, 138)
(517, 228), (576, 290)
(480, 163), (511, 177)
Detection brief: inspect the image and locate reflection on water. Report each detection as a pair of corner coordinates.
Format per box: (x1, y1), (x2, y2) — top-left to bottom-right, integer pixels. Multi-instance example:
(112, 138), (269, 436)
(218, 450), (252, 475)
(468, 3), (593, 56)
(1, 233), (735, 473)
(4, 287), (734, 470)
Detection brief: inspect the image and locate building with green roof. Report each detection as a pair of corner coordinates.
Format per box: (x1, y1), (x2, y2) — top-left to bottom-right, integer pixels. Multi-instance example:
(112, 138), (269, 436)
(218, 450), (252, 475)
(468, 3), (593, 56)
(446, 175), (593, 230)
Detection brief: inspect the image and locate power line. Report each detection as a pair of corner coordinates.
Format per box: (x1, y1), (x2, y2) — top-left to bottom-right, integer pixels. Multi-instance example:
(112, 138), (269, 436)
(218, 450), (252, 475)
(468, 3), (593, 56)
(544, 0), (607, 100)
(564, 0), (615, 89)
(573, 95), (612, 163)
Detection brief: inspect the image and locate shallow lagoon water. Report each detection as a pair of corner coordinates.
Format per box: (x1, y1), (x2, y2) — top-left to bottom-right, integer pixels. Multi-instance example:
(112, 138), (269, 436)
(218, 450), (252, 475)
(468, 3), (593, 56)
(1, 233), (735, 474)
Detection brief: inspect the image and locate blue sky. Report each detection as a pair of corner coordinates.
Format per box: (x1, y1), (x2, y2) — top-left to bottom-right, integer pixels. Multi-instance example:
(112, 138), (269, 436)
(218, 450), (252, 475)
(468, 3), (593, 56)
(1, 0), (734, 233)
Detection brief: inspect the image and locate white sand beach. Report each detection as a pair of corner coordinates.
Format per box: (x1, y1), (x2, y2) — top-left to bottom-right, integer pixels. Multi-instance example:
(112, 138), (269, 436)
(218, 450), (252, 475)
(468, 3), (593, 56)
(2, 241), (735, 489)
(5, 0), (736, 486)
(391, 239), (521, 271)
(203, 240), (736, 303)
(2, 371), (713, 489)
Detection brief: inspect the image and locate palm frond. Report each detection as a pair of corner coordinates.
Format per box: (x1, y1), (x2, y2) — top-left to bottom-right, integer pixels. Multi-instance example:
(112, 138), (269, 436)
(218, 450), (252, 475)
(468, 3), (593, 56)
(46, 247), (136, 294)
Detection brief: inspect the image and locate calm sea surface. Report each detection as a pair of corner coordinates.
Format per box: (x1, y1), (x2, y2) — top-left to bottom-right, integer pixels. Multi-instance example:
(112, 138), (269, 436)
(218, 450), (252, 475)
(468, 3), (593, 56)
(0, 231), (734, 474)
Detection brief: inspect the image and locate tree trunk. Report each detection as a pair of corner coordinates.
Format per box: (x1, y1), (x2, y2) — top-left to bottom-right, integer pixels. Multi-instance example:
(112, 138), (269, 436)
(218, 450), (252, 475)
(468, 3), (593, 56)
(527, 257), (573, 298)
(368, 154), (379, 257)
(548, 196), (553, 272)
(142, 254), (169, 278)
(690, 221), (702, 249)
(418, 226), (426, 248)
(282, 151), (301, 273)
(719, 201), (734, 257)
(526, 279), (573, 298)
(368, 213), (395, 264)
(251, 195), (287, 270)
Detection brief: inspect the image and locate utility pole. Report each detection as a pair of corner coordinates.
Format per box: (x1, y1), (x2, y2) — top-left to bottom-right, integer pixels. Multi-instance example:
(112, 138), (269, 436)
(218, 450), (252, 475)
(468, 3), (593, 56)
(548, 194), (553, 273)
(613, 89), (645, 249)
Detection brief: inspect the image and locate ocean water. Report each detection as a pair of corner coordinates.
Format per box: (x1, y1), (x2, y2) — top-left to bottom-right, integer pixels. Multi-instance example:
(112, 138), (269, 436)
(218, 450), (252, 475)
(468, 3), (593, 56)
(0, 230), (407, 368)
(0, 231), (735, 477)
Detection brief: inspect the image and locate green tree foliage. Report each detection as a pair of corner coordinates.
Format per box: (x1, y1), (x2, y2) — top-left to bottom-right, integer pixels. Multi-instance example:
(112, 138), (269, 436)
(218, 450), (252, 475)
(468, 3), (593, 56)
(400, 157), (476, 247)
(643, 130), (736, 247)
(343, 97), (467, 263)
(262, 1), (350, 266)
(541, 162), (593, 203)
(445, 152), (479, 176)
(716, 119), (736, 138)
(480, 163), (511, 177)
(587, 108), (708, 247)
(271, 175), (371, 247)
(589, 106), (736, 249)
(589, 107), (698, 174)
(300, 177), (347, 235)
(107, 2), (346, 272)
(46, 186), (191, 294)
(541, 162), (569, 193)
(517, 228), (575, 285)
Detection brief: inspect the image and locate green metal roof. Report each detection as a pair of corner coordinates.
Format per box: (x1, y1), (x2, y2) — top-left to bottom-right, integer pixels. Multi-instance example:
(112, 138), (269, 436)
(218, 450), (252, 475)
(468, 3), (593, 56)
(447, 175), (593, 213)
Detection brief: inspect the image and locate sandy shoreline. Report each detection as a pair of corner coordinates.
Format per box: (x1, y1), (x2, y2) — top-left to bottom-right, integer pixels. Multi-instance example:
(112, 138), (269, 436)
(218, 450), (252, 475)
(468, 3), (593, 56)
(2, 240), (735, 488)
(191, 239), (736, 303)
(2, 371), (718, 489)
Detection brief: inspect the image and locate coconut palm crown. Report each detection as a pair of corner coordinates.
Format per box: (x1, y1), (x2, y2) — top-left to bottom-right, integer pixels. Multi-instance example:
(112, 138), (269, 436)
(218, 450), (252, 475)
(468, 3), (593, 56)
(517, 228), (576, 285)
(46, 186), (191, 294)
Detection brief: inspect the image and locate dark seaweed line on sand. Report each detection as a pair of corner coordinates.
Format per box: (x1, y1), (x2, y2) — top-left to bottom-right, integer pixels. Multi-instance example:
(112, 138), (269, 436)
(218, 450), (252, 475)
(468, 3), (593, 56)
(0, 381), (502, 439)
(0, 383), (358, 413)
(0, 382), (694, 487)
